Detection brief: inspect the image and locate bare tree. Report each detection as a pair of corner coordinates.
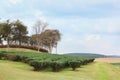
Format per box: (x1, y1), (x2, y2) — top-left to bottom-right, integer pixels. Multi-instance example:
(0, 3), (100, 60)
(40, 29), (61, 53)
(32, 20), (48, 51)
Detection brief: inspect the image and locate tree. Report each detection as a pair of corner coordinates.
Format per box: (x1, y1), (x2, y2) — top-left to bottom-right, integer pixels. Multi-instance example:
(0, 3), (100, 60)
(20, 35), (30, 46)
(30, 34), (38, 46)
(0, 20), (12, 46)
(32, 20), (48, 51)
(12, 20), (28, 45)
(40, 29), (61, 53)
(0, 38), (3, 45)
(0, 25), (3, 45)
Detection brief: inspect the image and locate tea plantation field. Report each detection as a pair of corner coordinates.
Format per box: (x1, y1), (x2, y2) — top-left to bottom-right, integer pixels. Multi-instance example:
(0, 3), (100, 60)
(0, 48), (120, 80)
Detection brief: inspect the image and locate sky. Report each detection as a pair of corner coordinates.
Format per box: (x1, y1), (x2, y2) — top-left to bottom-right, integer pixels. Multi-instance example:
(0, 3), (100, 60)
(0, 0), (120, 55)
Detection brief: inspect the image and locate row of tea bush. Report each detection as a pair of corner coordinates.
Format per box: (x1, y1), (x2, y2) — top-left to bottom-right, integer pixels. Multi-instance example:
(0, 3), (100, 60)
(0, 51), (94, 72)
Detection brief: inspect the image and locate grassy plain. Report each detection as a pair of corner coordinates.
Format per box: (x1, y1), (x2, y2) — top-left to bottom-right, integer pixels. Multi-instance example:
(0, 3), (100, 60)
(0, 60), (120, 80)
(0, 48), (120, 80)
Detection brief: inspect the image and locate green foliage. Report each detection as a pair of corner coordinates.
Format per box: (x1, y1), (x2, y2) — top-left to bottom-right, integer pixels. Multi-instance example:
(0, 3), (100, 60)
(112, 63), (120, 67)
(67, 61), (81, 70)
(50, 61), (65, 72)
(0, 51), (94, 72)
(12, 20), (28, 45)
(0, 20), (28, 46)
(0, 20), (12, 45)
(30, 60), (49, 71)
(5, 54), (21, 61)
(0, 19), (61, 53)
(0, 52), (4, 59)
(64, 53), (106, 58)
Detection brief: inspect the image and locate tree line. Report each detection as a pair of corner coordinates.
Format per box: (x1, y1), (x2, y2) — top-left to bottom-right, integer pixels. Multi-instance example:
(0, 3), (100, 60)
(0, 19), (61, 53)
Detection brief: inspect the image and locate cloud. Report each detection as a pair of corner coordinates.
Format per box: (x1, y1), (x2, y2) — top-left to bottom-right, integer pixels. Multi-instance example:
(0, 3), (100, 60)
(46, 16), (120, 55)
(45, 15), (120, 35)
(9, 0), (23, 5)
(106, 24), (120, 33)
(5, 0), (113, 18)
(85, 34), (101, 41)
(78, 34), (120, 55)
(0, 0), (120, 55)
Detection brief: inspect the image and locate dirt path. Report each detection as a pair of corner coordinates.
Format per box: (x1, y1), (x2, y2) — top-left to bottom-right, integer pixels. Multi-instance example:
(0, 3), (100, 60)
(95, 58), (120, 63)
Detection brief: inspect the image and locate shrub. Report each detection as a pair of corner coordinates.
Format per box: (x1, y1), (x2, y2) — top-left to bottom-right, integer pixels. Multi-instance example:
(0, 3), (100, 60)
(0, 52), (4, 59)
(30, 60), (49, 71)
(0, 44), (48, 52)
(50, 61), (65, 72)
(5, 54), (21, 61)
(0, 51), (95, 72)
(68, 61), (81, 71)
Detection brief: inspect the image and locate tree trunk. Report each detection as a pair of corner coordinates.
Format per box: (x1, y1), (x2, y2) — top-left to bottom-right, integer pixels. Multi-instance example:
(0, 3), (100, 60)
(6, 37), (10, 52)
(19, 40), (22, 46)
(49, 44), (53, 53)
(72, 67), (76, 71)
(55, 44), (57, 54)
(38, 45), (40, 52)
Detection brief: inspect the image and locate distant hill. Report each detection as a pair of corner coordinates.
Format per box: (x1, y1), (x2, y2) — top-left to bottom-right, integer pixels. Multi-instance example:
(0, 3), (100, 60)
(63, 53), (106, 58)
(107, 55), (120, 58)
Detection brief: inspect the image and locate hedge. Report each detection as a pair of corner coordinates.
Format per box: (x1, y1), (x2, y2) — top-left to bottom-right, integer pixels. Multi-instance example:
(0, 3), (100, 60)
(0, 45), (48, 52)
(0, 51), (95, 72)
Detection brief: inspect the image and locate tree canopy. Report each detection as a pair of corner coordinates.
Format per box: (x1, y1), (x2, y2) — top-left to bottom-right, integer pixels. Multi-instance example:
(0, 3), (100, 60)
(40, 29), (61, 53)
(0, 19), (61, 53)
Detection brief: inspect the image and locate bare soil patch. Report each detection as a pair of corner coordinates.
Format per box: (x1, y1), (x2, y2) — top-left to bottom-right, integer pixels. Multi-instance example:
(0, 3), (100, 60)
(95, 58), (120, 63)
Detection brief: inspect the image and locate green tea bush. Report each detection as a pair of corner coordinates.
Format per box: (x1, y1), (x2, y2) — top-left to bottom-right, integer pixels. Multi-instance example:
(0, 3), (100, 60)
(67, 61), (81, 70)
(0, 52), (4, 59)
(5, 54), (21, 61)
(30, 60), (50, 71)
(50, 61), (65, 72)
(0, 51), (95, 72)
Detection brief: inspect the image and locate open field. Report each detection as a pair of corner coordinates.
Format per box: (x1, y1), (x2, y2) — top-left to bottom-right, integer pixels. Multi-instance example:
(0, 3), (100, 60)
(0, 48), (120, 80)
(0, 48), (94, 72)
(0, 60), (120, 80)
(95, 58), (120, 63)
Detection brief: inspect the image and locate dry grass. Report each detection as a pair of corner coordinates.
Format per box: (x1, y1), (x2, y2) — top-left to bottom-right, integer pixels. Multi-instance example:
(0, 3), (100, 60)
(95, 58), (120, 63)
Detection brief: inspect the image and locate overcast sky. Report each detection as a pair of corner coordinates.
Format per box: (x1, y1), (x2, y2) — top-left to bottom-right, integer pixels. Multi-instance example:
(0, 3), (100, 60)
(0, 0), (120, 55)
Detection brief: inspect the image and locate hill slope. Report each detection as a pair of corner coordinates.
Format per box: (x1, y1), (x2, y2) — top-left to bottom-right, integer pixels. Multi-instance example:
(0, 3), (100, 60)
(64, 53), (106, 58)
(0, 60), (120, 80)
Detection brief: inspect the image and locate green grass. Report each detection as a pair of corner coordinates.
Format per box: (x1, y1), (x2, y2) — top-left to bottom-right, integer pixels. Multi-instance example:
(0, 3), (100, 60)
(112, 63), (120, 68)
(0, 60), (120, 80)
(0, 48), (41, 53)
(112, 63), (120, 66)
(0, 48), (94, 72)
(0, 48), (120, 80)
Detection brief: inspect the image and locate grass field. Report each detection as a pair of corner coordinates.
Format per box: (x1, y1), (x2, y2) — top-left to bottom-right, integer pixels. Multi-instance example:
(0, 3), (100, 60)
(0, 48), (120, 80)
(95, 58), (120, 63)
(0, 60), (120, 80)
(112, 63), (120, 68)
(0, 48), (41, 53)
